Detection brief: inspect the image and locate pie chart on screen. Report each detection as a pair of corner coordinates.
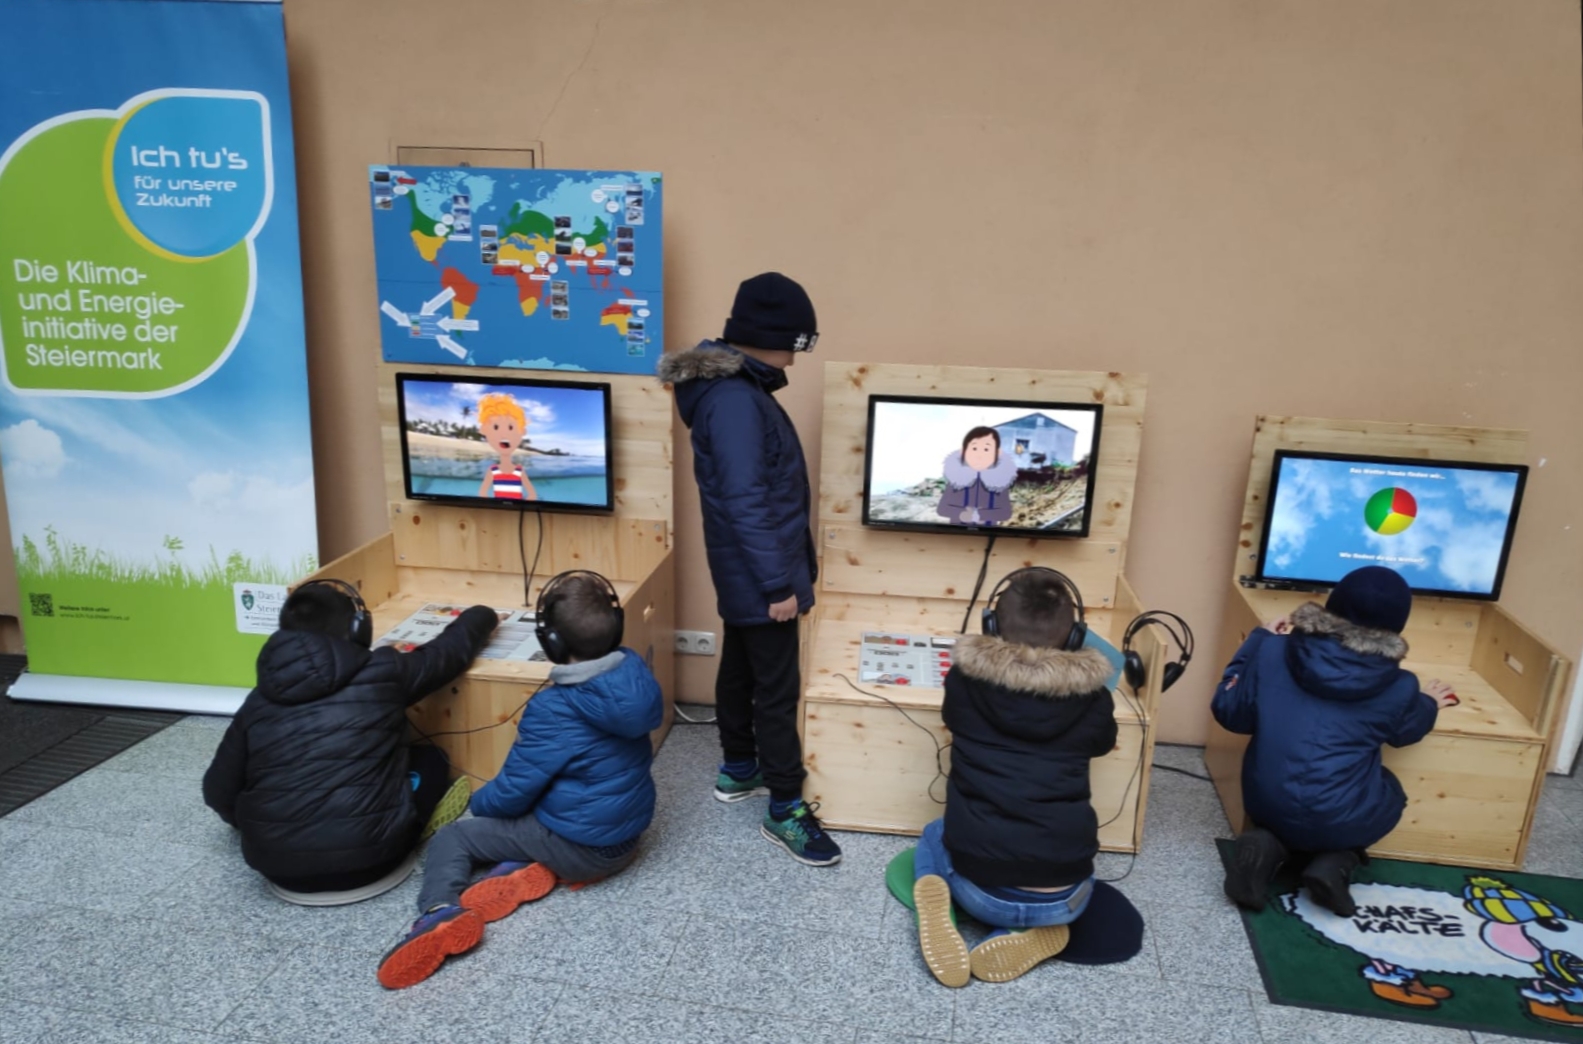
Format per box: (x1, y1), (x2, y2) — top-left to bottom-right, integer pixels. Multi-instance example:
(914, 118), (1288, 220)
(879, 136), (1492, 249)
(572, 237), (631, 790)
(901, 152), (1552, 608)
(1365, 487), (1417, 536)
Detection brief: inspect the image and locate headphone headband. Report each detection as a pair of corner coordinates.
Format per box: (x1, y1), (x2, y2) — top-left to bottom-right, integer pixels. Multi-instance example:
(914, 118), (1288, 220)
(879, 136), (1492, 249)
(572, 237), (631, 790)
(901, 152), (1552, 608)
(535, 569), (624, 665)
(982, 566), (1087, 652)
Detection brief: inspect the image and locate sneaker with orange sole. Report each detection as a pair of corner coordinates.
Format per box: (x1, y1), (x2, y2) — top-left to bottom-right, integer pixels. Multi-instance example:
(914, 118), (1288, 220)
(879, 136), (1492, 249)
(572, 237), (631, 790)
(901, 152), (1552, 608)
(376, 905), (484, 990)
(460, 861), (558, 923)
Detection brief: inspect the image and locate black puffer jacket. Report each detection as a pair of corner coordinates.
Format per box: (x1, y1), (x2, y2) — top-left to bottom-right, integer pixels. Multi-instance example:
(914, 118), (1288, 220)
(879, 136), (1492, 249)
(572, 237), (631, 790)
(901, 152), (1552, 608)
(202, 606), (497, 880)
(942, 634), (1118, 887)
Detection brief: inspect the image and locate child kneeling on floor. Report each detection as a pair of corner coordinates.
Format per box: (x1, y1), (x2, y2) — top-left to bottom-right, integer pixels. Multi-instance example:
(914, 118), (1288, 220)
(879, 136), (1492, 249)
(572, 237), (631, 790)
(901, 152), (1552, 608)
(378, 570), (663, 989)
(203, 580), (497, 900)
(1214, 566), (1457, 927)
(914, 567), (1120, 987)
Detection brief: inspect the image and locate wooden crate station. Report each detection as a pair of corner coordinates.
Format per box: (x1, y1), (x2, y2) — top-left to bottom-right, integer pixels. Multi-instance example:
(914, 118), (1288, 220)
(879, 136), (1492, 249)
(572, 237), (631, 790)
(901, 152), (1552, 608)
(1204, 416), (1573, 871)
(299, 363), (676, 782)
(800, 362), (1174, 852)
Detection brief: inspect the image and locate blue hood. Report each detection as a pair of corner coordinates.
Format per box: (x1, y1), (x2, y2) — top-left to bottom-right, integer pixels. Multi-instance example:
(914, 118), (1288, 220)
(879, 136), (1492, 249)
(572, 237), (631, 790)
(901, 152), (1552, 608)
(659, 340), (787, 429)
(553, 649), (664, 739)
(1283, 601), (1410, 702)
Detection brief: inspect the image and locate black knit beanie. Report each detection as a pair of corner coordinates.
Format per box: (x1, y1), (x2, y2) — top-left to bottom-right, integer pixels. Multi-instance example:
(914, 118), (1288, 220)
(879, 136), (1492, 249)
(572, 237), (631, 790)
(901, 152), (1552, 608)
(1326, 566), (1412, 634)
(722, 272), (819, 352)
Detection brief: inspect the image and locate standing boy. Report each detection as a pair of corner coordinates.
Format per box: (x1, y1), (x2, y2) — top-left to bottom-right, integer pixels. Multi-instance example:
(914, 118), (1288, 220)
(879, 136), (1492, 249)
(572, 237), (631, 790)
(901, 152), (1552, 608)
(657, 272), (839, 867)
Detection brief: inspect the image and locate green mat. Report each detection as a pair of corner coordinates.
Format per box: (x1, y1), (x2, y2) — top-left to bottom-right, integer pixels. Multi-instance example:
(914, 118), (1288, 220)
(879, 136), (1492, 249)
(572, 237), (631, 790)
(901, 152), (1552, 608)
(1217, 838), (1583, 1041)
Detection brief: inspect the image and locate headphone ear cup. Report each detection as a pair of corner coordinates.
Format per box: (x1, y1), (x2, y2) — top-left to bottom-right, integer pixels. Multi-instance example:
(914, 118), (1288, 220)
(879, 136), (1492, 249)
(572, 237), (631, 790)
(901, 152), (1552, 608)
(1064, 621), (1087, 652)
(1123, 650), (1146, 691)
(1161, 661), (1185, 692)
(609, 606), (625, 655)
(981, 608), (998, 637)
(353, 611), (372, 648)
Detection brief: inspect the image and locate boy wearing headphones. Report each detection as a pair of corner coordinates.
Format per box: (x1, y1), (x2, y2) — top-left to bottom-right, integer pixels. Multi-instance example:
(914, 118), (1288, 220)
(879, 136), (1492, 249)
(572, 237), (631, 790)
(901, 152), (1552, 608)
(377, 571), (663, 990)
(202, 581), (499, 897)
(913, 568), (1118, 987)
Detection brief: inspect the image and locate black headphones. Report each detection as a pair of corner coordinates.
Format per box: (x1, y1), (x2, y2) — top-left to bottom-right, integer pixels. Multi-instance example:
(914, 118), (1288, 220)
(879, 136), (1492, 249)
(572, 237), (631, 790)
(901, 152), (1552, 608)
(981, 566), (1087, 652)
(1122, 610), (1194, 693)
(535, 570), (624, 666)
(299, 578), (372, 648)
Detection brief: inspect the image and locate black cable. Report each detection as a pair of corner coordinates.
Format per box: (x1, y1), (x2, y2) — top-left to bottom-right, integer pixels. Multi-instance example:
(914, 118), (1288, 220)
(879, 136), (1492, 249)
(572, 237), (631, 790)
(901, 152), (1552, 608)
(959, 534), (998, 634)
(517, 507), (545, 608)
(407, 679), (552, 782)
(834, 672), (950, 804)
(1153, 762), (1212, 783)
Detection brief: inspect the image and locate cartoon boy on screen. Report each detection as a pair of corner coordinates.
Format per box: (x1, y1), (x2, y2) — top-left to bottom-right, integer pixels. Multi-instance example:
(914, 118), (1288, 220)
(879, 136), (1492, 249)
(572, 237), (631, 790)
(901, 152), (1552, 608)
(937, 425), (1019, 526)
(476, 393), (538, 501)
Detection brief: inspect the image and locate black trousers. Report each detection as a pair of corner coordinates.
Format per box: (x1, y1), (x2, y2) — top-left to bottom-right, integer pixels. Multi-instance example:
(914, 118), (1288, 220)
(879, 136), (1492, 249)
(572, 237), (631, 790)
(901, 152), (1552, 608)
(265, 744), (452, 893)
(715, 619), (805, 802)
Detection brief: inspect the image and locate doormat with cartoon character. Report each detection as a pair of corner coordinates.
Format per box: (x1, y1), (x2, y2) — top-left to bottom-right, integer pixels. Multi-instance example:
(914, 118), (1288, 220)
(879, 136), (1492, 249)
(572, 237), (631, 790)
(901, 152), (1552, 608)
(1216, 839), (1583, 1041)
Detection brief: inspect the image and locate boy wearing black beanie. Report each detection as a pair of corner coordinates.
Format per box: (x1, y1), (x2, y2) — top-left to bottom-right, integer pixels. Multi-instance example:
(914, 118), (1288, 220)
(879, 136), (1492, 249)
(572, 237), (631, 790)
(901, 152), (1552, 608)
(657, 272), (840, 867)
(1212, 567), (1457, 942)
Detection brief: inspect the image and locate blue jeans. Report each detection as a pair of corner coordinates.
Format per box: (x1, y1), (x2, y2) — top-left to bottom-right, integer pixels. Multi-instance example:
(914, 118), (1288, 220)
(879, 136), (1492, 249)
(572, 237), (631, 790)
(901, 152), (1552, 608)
(914, 819), (1093, 930)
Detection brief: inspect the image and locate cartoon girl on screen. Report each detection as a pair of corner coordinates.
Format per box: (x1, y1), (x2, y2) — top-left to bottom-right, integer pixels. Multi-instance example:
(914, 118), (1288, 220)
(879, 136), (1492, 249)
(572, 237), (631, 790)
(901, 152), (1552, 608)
(476, 393), (538, 501)
(937, 425), (1019, 526)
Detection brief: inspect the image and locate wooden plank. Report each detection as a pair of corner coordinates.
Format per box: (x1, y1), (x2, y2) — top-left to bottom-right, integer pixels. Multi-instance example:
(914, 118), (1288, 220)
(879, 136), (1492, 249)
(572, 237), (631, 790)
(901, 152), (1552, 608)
(819, 362), (1146, 560)
(1204, 588), (1262, 834)
(1237, 585), (1482, 666)
(1472, 602), (1573, 739)
(803, 697), (1148, 851)
(819, 524), (1121, 609)
(619, 554), (677, 749)
(1231, 414), (1527, 587)
(297, 531), (399, 607)
(377, 362), (673, 529)
(388, 502), (667, 581)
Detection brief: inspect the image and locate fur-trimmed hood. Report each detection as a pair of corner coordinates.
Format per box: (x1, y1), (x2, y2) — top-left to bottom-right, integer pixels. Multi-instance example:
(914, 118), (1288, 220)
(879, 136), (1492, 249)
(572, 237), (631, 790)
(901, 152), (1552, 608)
(656, 342), (744, 384)
(942, 447), (1019, 492)
(1285, 601), (1410, 703)
(1289, 602), (1408, 661)
(954, 635), (1112, 697)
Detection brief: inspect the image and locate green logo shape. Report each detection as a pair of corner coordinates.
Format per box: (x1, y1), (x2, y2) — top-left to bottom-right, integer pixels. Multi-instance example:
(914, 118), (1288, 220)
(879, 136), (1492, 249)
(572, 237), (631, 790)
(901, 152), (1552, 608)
(0, 95), (257, 397)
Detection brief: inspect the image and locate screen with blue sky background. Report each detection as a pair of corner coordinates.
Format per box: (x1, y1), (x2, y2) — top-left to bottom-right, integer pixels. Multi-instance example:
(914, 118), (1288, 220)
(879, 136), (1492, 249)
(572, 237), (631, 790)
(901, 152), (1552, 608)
(1259, 453), (1526, 597)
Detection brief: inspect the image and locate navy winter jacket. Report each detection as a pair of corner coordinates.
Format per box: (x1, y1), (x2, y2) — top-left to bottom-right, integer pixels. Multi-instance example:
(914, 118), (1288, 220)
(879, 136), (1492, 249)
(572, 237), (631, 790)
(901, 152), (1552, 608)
(659, 342), (818, 626)
(1211, 602), (1439, 853)
(468, 647), (663, 847)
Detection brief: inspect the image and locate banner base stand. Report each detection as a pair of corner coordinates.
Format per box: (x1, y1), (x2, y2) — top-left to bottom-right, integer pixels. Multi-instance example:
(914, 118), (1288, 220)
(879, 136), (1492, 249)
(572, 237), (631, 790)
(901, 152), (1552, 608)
(8, 673), (246, 716)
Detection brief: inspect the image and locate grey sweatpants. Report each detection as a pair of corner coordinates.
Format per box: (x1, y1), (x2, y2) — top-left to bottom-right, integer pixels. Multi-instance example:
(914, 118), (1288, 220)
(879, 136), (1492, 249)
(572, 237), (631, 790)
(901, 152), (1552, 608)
(417, 813), (639, 912)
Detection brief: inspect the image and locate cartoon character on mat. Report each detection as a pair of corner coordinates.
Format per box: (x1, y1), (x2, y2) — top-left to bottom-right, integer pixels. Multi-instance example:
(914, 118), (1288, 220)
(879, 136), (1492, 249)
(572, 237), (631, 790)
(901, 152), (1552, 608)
(476, 393), (538, 501)
(937, 425), (1019, 526)
(1281, 876), (1583, 1027)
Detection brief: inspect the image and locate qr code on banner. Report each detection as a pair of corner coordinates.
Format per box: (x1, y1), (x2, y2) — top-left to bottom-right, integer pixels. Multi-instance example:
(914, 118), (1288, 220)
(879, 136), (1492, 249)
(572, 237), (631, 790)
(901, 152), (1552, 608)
(28, 593), (52, 617)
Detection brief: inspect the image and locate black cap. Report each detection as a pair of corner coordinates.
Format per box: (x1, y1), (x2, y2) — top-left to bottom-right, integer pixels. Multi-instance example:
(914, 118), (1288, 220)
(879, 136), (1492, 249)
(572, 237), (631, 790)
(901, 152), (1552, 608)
(722, 272), (819, 352)
(1326, 566), (1412, 634)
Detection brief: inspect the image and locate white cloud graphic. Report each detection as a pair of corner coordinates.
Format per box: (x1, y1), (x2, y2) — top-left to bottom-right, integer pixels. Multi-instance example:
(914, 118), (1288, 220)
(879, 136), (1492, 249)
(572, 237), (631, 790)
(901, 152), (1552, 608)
(0, 419), (67, 479)
(1266, 460), (1338, 570)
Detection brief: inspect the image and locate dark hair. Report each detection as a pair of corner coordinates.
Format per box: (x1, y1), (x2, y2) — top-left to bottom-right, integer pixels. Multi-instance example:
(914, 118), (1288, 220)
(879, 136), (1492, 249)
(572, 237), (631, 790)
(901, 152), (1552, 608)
(961, 426), (1000, 462)
(997, 573), (1075, 649)
(279, 584), (362, 645)
(543, 574), (623, 661)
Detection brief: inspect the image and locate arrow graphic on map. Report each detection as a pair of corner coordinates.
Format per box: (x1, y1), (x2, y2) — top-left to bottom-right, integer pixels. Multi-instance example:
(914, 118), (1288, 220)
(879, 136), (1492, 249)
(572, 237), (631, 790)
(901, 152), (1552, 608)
(380, 302), (409, 326)
(420, 286), (456, 316)
(435, 335), (466, 359)
(437, 317), (479, 332)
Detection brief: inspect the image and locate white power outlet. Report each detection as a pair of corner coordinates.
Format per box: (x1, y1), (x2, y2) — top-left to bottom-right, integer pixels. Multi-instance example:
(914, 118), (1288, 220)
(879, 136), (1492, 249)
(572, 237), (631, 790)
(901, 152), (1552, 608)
(675, 630), (717, 656)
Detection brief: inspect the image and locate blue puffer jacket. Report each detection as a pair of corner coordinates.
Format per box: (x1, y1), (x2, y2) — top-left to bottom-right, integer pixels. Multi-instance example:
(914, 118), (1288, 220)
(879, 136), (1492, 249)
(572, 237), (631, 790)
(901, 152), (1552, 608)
(659, 341), (817, 626)
(1211, 602), (1438, 853)
(469, 648), (663, 847)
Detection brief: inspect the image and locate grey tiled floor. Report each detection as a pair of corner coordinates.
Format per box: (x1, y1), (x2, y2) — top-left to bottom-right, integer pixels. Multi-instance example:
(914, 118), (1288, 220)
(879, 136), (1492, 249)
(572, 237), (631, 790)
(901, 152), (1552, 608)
(1, 717), (1580, 1044)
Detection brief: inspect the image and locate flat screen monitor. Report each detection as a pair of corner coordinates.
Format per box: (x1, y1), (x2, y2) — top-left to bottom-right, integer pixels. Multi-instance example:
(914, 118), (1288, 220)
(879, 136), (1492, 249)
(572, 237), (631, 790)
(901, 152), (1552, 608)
(395, 372), (614, 514)
(1256, 450), (1528, 600)
(861, 395), (1103, 537)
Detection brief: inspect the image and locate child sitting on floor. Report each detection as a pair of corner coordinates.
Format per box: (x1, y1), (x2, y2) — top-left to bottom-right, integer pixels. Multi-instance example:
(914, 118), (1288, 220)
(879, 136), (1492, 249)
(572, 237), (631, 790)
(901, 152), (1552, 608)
(1214, 566), (1456, 920)
(377, 570), (663, 989)
(203, 580), (497, 899)
(913, 567), (1121, 987)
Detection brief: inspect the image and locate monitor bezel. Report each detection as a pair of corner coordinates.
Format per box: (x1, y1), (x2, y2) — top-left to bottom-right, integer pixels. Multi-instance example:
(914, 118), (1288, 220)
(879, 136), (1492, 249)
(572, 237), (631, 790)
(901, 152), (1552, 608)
(1254, 449), (1529, 601)
(394, 371), (616, 515)
(859, 394), (1104, 540)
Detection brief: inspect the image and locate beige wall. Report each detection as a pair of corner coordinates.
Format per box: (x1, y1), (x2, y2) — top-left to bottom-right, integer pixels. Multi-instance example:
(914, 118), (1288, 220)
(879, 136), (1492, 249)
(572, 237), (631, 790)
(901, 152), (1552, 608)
(218, 0), (1583, 742)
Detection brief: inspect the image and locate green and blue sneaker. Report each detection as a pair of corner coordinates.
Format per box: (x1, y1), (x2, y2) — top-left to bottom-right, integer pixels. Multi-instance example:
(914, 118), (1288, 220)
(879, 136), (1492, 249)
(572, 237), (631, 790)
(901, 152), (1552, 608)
(761, 800), (843, 867)
(714, 766), (770, 804)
